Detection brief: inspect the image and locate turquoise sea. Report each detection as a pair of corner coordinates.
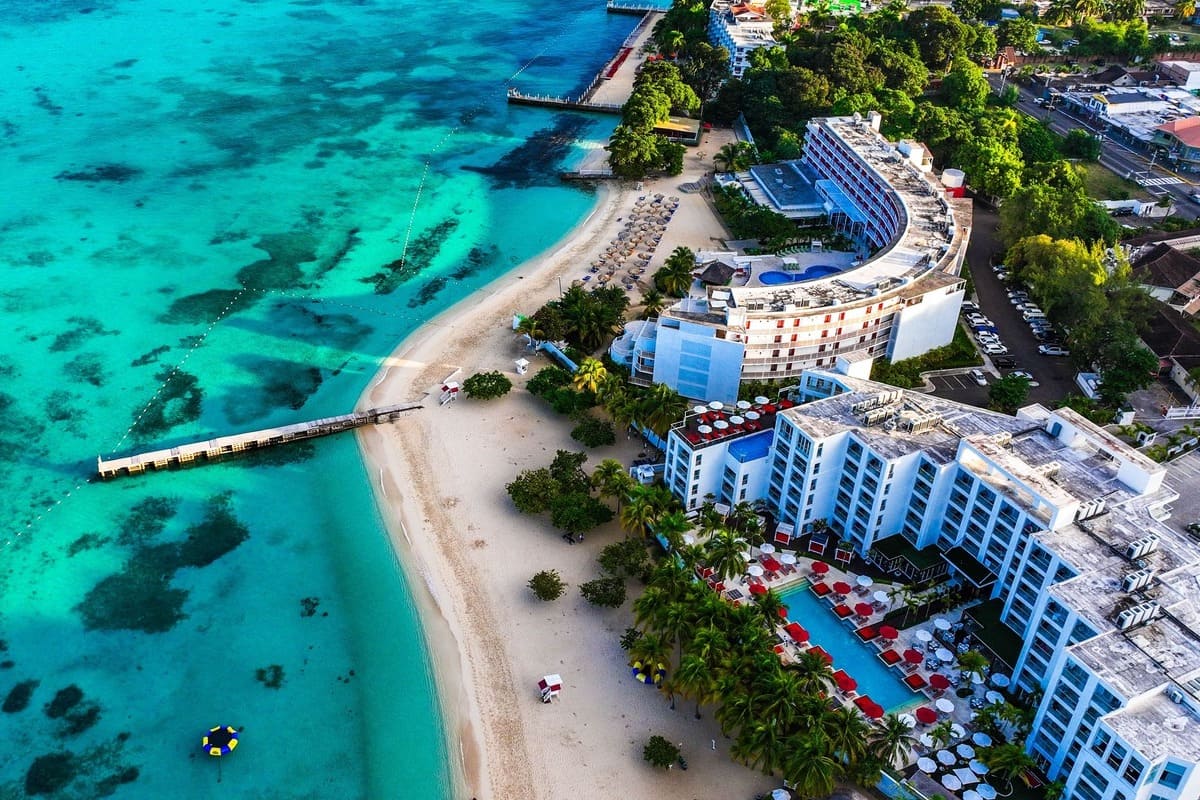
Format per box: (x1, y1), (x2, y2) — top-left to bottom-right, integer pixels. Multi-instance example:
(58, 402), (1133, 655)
(0, 0), (642, 796)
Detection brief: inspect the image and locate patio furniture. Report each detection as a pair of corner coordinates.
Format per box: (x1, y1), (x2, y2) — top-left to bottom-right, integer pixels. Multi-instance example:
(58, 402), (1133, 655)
(879, 649), (901, 666)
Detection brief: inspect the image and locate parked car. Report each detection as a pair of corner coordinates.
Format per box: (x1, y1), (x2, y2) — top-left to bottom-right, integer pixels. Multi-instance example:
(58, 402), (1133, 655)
(1009, 370), (1040, 387)
(993, 356), (1017, 368)
(991, 263), (1007, 273)
(983, 344), (1009, 355)
(1022, 311), (1048, 322)
(996, 271), (1010, 281)
(970, 369), (988, 386)
(961, 302), (979, 313)
(1038, 344), (1070, 356)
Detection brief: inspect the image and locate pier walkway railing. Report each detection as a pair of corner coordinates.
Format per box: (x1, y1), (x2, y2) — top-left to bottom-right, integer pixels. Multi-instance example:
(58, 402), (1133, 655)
(606, 1), (663, 13)
(96, 402), (422, 479)
(505, 88), (622, 114)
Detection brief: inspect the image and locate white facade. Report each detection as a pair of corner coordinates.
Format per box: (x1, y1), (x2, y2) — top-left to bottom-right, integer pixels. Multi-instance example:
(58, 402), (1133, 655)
(707, 1), (777, 79)
(663, 366), (1200, 800)
(613, 114), (971, 402)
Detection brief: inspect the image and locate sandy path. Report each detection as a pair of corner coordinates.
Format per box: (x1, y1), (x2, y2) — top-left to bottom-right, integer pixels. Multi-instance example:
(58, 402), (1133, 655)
(356, 137), (773, 800)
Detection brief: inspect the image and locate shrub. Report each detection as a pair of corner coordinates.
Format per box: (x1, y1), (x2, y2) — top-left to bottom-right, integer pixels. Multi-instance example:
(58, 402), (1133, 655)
(506, 468), (559, 515)
(527, 366), (573, 397)
(599, 538), (651, 580)
(580, 576), (627, 608)
(462, 370), (512, 400)
(549, 492), (614, 535)
(643, 735), (680, 769)
(571, 415), (616, 448)
(528, 570), (567, 601)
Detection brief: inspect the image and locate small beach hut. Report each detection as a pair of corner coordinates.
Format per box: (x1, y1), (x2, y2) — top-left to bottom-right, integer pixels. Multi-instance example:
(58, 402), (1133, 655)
(538, 674), (563, 702)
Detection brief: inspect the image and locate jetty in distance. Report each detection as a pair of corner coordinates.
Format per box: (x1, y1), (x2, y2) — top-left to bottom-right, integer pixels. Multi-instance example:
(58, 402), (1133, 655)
(96, 403), (421, 480)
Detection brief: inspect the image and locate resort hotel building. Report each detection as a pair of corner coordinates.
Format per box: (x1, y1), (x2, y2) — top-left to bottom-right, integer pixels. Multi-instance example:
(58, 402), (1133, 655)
(610, 113), (972, 403)
(662, 364), (1200, 800)
(707, 1), (778, 78)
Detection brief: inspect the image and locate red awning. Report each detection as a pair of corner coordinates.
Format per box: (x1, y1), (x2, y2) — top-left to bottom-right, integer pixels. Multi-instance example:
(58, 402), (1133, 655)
(855, 602), (874, 617)
(833, 581), (852, 595)
(929, 673), (951, 689)
(811, 561), (829, 574)
(785, 622), (809, 644)
(903, 648), (924, 665)
(916, 706), (939, 724)
(833, 670), (858, 692)
(879, 626), (899, 640)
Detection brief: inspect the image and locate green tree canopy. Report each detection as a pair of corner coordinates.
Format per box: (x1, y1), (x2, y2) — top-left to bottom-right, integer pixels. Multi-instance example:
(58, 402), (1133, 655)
(958, 138), (1024, 199)
(903, 6), (976, 68)
(943, 55), (990, 111)
(528, 570), (567, 601)
(462, 370), (512, 400)
(997, 17), (1038, 52)
(989, 374), (1032, 413)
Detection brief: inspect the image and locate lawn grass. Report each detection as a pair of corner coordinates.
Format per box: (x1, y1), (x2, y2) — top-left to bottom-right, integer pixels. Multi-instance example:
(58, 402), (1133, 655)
(1075, 162), (1147, 201)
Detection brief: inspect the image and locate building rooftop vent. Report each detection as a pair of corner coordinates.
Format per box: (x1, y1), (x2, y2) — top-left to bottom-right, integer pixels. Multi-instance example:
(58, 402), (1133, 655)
(1125, 534), (1160, 561)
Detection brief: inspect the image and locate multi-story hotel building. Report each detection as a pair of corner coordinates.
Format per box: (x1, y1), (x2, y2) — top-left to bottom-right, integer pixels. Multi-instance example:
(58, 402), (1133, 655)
(707, 1), (778, 79)
(663, 364), (1200, 800)
(610, 113), (971, 403)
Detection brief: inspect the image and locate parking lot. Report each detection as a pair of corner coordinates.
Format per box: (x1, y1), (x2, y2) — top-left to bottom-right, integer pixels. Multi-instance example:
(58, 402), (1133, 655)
(929, 208), (1080, 407)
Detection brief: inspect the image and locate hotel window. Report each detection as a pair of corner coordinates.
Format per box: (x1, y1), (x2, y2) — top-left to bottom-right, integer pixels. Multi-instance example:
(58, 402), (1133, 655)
(1159, 762), (1185, 790)
(1107, 743), (1127, 771)
(1123, 760), (1143, 785)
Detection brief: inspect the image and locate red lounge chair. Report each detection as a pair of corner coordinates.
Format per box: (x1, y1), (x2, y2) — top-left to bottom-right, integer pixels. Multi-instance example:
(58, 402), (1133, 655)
(905, 673), (928, 690)
(761, 556), (782, 573)
(833, 604), (854, 619)
(856, 626), (878, 641)
(878, 649), (901, 665)
(811, 582), (831, 597)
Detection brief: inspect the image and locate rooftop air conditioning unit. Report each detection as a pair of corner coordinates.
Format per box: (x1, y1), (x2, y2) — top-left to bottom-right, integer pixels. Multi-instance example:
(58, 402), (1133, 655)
(1116, 607), (1138, 631)
(1126, 534), (1160, 560)
(1121, 568), (1154, 594)
(1167, 687), (1185, 704)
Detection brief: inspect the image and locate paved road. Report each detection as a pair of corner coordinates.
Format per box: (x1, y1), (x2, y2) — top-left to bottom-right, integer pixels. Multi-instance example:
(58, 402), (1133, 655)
(928, 207), (1079, 407)
(989, 75), (1200, 218)
(1165, 450), (1200, 530)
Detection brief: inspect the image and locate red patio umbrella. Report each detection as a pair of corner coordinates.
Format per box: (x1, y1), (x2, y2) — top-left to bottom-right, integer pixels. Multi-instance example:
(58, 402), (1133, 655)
(761, 556), (782, 572)
(811, 561), (829, 575)
(879, 625), (899, 641)
(903, 648), (925, 665)
(749, 582), (767, 596)
(855, 602), (874, 617)
(916, 706), (939, 725)
(833, 670), (858, 692)
(809, 646), (833, 665)
(864, 702), (885, 720)
(832, 581), (852, 595)
(785, 622), (809, 644)
(929, 673), (951, 690)
(777, 606), (790, 619)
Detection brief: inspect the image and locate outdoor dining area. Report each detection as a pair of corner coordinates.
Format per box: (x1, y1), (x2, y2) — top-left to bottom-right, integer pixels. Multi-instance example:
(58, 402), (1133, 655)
(914, 728), (1001, 800)
(674, 396), (797, 447)
(581, 193), (680, 289)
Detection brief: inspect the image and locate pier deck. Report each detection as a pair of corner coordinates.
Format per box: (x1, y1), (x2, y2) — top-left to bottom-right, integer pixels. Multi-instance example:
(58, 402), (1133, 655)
(96, 402), (421, 480)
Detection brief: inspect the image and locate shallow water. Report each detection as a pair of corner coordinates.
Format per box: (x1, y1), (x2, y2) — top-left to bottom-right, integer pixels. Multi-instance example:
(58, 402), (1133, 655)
(0, 0), (635, 795)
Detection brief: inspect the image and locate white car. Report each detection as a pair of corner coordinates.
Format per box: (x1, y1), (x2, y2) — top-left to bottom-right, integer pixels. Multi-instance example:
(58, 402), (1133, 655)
(1009, 370), (1040, 387)
(1038, 345), (1070, 357)
(983, 345), (1009, 356)
(970, 369), (988, 386)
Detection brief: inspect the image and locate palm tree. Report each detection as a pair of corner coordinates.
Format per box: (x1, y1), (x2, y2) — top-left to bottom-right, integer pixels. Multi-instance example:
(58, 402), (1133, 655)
(640, 382), (687, 439)
(661, 28), (685, 58)
(985, 742), (1037, 787)
(755, 587), (786, 626)
(675, 653), (715, 719)
(1178, 0), (1196, 18)
(591, 458), (630, 506)
(790, 649), (835, 694)
(733, 720), (786, 775)
(653, 246), (695, 297)
(713, 141), (758, 172)
(1072, 0), (1103, 18)
(515, 315), (544, 348)
(957, 649), (990, 683)
(871, 713), (918, 768)
(630, 630), (671, 672)
(633, 585), (670, 632)
(696, 503), (725, 537)
(782, 732), (840, 798)
(640, 287), (666, 319)
(929, 719), (956, 750)
(756, 669), (804, 730)
(1042, 0), (1073, 23)
(572, 356), (607, 394)
(621, 486), (661, 538)
(825, 705), (872, 767)
(705, 527), (749, 581)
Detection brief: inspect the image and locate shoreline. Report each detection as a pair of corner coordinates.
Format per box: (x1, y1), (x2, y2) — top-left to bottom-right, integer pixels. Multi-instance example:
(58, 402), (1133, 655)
(355, 129), (769, 799)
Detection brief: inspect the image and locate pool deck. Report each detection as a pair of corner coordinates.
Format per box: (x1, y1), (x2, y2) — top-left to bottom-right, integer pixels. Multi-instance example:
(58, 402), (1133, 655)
(697, 539), (1009, 773)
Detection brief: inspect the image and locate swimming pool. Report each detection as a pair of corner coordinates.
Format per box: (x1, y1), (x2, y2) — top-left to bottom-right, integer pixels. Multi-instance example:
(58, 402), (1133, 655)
(759, 265), (842, 284)
(777, 582), (918, 712)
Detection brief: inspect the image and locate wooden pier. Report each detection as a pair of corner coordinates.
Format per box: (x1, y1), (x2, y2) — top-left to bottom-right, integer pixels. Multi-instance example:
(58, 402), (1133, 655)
(605, 1), (663, 13)
(96, 403), (422, 480)
(505, 88), (622, 114)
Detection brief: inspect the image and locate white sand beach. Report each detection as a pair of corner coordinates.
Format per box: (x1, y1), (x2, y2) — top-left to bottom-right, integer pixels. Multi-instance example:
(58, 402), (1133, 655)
(356, 138), (779, 800)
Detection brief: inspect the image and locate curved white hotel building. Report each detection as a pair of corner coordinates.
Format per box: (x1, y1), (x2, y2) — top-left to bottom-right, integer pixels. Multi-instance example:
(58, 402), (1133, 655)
(663, 365), (1200, 800)
(611, 112), (972, 403)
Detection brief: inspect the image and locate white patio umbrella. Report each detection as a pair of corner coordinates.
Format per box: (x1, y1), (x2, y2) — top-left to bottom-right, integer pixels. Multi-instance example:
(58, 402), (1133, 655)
(957, 743), (976, 759)
(759, 543), (776, 555)
(936, 749), (956, 766)
(771, 789), (791, 800)
(692, 405), (708, 415)
(683, 533), (697, 546)
(747, 564), (765, 577)
(754, 395), (770, 404)
(977, 783), (998, 800)
(970, 759), (990, 775)
(780, 553), (797, 565)
(745, 410), (761, 420)
(737, 400), (752, 410)
(713, 420), (730, 430)
(915, 629), (933, 643)
(950, 723), (966, 739)
(933, 618), (952, 631)
(972, 732), (993, 747)
(936, 648), (955, 663)
(917, 757), (938, 773)
(942, 774), (963, 791)
(968, 671), (986, 685)
(990, 673), (1011, 688)
(898, 713), (917, 729)
(856, 574), (873, 588)
(873, 590), (890, 604)
(708, 401), (725, 410)
(935, 697), (955, 714)
(730, 415), (746, 425)
(985, 690), (1004, 705)
(919, 733), (936, 748)
(963, 791), (982, 800)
